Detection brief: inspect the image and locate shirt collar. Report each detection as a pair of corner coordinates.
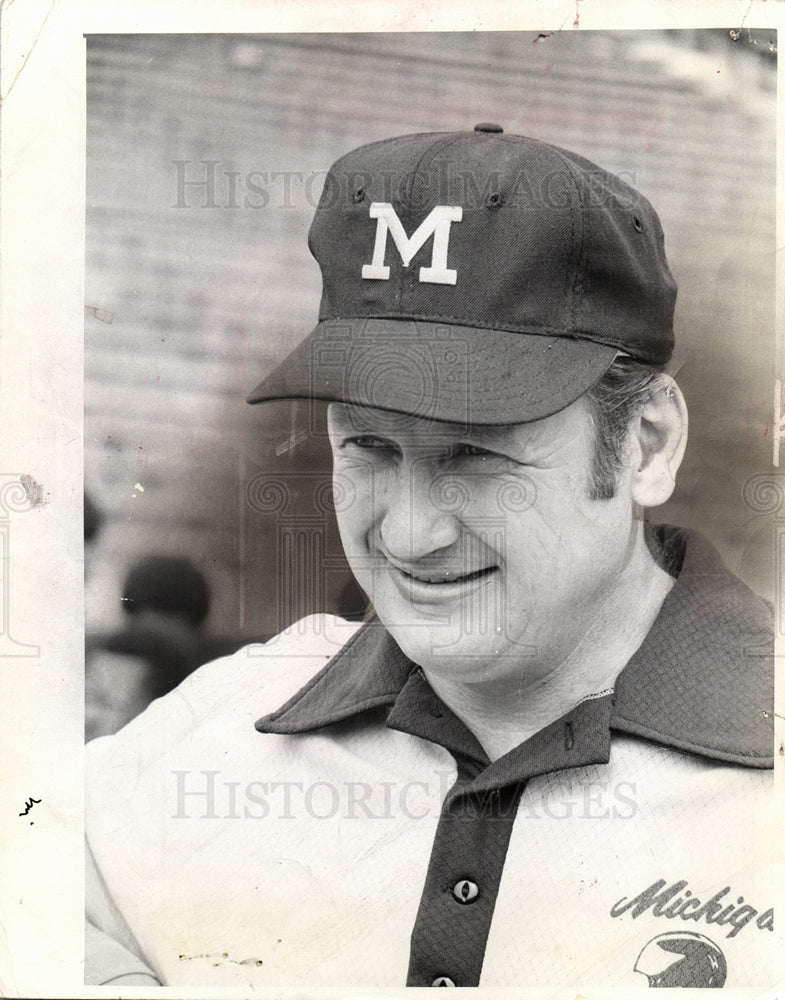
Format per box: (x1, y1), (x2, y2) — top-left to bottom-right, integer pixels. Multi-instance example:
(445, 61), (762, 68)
(256, 525), (773, 770)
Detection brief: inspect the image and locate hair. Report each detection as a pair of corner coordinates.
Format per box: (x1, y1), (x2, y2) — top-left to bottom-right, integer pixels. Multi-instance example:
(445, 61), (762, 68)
(585, 356), (673, 501)
(121, 555), (211, 626)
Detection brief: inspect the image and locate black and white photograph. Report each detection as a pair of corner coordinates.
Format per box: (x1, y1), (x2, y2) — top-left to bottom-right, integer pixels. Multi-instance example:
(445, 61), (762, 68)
(1, 5), (783, 996)
(82, 28), (779, 991)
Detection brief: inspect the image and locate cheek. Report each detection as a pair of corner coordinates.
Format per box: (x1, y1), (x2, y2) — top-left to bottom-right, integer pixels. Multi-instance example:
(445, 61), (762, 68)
(332, 460), (377, 550)
(451, 471), (539, 537)
(460, 473), (555, 566)
(497, 481), (632, 583)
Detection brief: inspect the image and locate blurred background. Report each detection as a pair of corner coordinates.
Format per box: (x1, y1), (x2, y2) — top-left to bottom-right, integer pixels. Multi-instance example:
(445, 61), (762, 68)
(85, 30), (776, 732)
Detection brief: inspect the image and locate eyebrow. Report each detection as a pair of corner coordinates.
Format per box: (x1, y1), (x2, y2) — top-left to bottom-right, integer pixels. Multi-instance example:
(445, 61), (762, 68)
(329, 406), (537, 450)
(466, 424), (521, 445)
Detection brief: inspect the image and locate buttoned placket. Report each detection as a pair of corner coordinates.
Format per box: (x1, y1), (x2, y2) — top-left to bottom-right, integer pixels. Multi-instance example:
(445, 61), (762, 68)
(385, 668), (614, 988)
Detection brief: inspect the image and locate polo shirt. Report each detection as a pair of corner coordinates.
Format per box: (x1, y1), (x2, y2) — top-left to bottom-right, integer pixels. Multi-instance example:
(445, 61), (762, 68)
(85, 526), (777, 989)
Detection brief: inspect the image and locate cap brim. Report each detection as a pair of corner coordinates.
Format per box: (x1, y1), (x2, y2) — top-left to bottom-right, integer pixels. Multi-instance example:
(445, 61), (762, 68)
(247, 319), (618, 424)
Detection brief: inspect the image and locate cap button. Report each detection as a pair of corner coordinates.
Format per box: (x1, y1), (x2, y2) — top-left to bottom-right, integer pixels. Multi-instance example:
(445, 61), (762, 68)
(474, 122), (503, 133)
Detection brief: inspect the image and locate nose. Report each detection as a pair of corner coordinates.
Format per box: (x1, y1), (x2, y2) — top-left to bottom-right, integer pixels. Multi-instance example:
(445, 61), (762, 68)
(377, 457), (461, 562)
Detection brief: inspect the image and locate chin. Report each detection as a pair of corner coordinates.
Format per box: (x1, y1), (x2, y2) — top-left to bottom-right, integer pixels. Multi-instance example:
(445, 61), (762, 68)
(368, 578), (515, 664)
(381, 615), (518, 674)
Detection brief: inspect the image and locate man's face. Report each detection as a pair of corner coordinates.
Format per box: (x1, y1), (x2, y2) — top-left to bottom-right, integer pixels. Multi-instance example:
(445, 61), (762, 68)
(327, 397), (640, 684)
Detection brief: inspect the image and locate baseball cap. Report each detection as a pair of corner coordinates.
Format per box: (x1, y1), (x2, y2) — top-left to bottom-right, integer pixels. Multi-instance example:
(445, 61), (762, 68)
(248, 124), (677, 424)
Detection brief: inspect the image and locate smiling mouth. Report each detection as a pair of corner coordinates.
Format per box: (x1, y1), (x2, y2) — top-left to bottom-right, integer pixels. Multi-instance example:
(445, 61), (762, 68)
(395, 566), (497, 585)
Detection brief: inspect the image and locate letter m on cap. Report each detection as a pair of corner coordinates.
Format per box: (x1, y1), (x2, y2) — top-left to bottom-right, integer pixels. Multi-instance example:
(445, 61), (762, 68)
(361, 202), (463, 285)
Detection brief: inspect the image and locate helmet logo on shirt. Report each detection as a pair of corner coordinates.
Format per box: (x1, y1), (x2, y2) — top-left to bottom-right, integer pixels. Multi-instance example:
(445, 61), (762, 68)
(634, 932), (727, 988)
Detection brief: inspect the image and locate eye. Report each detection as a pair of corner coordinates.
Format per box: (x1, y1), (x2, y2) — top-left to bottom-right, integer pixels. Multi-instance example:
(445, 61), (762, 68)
(447, 442), (525, 471)
(342, 435), (399, 454)
(449, 443), (495, 460)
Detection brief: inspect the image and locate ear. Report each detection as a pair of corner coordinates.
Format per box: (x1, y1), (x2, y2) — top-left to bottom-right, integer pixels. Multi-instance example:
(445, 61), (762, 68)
(629, 378), (688, 508)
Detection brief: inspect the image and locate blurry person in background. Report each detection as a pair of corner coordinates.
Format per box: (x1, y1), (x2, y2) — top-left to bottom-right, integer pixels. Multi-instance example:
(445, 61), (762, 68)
(85, 555), (241, 740)
(85, 629), (194, 741)
(83, 490), (104, 575)
(84, 490), (104, 547)
(120, 555), (212, 657)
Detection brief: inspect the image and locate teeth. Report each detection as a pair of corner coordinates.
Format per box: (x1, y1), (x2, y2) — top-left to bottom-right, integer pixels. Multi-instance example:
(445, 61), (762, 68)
(403, 567), (492, 585)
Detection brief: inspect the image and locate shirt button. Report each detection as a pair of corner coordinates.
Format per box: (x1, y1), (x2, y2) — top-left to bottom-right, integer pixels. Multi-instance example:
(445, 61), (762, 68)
(453, 879), (480, 904)
(431, 976), (456, 987)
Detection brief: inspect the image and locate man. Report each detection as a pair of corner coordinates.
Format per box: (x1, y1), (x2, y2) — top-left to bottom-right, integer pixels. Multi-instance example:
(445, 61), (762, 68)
(86, 126), (775, 989)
